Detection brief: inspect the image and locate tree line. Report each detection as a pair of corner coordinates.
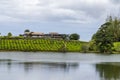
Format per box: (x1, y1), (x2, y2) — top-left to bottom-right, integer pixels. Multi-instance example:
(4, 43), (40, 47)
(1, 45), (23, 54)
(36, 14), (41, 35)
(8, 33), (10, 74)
(0, 30), (80, 41)
(24, 29), (80, 40)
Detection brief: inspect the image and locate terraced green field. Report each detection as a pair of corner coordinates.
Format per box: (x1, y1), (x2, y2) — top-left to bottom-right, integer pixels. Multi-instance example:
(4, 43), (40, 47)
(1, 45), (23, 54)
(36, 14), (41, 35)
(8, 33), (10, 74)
(0, 38), (85, 52)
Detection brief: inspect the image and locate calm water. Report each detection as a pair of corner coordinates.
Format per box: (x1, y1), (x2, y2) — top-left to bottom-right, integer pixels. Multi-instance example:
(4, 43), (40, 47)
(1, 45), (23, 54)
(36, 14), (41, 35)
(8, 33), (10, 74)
(0, 52), (120, 80)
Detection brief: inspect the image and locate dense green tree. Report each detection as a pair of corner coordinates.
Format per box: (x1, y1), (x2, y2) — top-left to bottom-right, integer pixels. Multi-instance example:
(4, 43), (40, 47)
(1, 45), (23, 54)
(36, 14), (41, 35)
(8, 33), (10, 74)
(24, 29), (30, 33)
(93, 24), (113, 53)
(106, 16), (120, 42)
(7, 32), (12, 37)
(69, 33), (80, 40)
(92, 16), (120, 53)
(93, 16), (120, 42)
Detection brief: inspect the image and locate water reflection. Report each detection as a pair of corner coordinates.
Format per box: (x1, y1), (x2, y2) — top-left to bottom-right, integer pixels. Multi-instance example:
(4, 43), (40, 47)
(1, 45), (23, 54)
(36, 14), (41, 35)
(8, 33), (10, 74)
(2, 52), (120, 80)
(0, 60), (79, 73)
(21, 62), (79, 73)
(96, 63), (120, 80)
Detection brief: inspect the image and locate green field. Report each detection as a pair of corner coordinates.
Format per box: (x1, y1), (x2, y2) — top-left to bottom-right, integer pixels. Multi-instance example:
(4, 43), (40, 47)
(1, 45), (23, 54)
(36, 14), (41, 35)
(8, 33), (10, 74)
(0, 38), (86, 52)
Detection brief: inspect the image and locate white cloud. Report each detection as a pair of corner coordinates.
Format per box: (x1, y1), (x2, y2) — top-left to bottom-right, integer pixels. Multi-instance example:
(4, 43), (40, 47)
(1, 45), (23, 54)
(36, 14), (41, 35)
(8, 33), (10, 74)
(0, 0), (119, 23)
(0, 15), (22, 22)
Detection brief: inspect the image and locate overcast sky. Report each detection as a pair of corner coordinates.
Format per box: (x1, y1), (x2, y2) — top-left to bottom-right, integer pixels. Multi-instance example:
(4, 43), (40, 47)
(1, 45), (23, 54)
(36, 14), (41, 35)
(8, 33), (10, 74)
(0, 0), (120, 41)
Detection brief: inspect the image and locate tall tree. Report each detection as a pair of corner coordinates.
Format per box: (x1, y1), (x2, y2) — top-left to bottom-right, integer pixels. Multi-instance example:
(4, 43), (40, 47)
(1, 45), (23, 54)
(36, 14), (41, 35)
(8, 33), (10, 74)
(92, 16), (120, 53)
(93, 23), (113, 53)
(106, 16), (120, 42)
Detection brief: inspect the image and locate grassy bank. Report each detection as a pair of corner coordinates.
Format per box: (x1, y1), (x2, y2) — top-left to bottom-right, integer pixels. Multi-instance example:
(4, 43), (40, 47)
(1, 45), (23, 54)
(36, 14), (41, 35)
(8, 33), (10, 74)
(113, 42), (120, 53)
(0, 38), (88, 52)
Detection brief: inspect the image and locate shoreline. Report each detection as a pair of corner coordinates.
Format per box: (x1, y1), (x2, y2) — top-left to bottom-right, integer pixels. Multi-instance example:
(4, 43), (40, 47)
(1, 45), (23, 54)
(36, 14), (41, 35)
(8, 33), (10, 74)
(0, 50), (119, 54)
(0, 50), (99, 53)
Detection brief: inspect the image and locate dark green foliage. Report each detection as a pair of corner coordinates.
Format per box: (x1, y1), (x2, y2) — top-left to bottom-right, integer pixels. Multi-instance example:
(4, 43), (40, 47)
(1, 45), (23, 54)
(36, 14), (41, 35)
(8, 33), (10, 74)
(93, 23), (113, 53)
(7, 32), (12, 37)
(92, 17), (119, 53)
(105, 16), (120, 42)
(69, 33), (80, 40)
(91, 16), (120, 53)
(24, 29), (30, 33)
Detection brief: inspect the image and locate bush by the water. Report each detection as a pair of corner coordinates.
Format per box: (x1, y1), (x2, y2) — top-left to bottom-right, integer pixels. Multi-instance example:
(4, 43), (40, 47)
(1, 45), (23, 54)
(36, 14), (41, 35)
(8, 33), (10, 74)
(113, 42), (120, 52)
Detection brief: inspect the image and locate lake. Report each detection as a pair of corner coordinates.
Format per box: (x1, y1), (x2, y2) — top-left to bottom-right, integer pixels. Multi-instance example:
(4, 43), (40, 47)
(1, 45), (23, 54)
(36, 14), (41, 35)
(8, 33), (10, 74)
(0, 52), (120, 80)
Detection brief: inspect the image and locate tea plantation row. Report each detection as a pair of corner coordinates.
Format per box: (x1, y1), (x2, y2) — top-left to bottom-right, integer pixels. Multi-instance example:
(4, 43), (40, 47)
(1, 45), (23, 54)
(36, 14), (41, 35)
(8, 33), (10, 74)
(0, 38), (86, 52)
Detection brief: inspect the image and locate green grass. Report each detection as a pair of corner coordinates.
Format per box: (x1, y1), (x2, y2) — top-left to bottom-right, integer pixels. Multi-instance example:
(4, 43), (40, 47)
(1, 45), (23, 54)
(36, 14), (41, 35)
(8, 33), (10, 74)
(113, 42), (120, 52)
(0, 38), (87, 52)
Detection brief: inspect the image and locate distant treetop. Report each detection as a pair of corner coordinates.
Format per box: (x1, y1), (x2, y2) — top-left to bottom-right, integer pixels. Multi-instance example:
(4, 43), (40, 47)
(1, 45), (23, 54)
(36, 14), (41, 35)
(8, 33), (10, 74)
(69, 33), (80, 40)
(24, 29), (30, 33)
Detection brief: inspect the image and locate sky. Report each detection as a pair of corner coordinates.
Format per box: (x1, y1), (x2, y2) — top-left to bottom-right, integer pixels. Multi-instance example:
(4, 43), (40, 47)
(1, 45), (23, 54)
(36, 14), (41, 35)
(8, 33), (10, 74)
(0, 0), (120, 41)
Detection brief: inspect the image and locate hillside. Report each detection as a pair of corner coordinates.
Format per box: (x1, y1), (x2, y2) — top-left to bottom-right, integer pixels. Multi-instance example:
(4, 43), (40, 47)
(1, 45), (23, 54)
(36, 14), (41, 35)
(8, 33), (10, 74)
(0, 38), (88, 52)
